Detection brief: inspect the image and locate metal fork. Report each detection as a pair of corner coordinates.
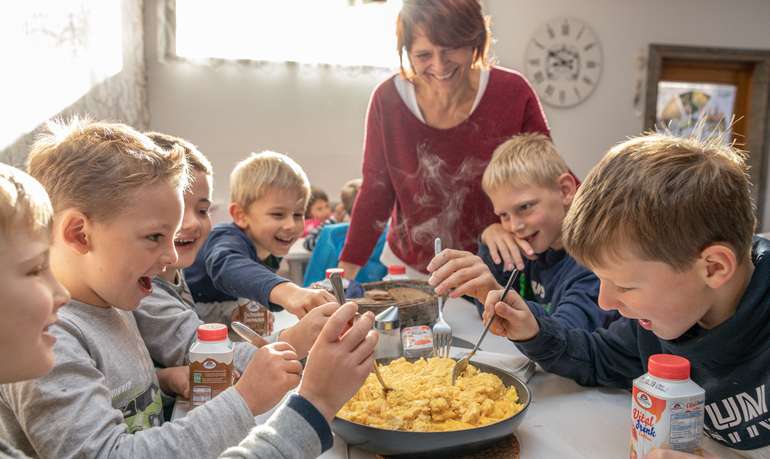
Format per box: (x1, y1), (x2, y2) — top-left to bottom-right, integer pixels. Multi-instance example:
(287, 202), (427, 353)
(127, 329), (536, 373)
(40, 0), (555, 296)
(432, 238), (452, 358)
(451, 267), (521, 385)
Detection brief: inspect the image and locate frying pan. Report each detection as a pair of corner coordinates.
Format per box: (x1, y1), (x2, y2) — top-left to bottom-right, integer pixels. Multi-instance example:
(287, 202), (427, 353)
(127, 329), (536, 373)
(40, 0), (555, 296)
(332, 360), (532, 457)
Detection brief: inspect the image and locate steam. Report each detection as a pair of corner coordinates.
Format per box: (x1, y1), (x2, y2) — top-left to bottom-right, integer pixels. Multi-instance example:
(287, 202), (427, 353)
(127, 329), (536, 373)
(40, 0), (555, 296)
(389, 141), (488, 262)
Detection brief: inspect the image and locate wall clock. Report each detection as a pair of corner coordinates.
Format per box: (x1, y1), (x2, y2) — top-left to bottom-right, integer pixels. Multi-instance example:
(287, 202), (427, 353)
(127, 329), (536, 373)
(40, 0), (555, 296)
(524, 17), (603, 108)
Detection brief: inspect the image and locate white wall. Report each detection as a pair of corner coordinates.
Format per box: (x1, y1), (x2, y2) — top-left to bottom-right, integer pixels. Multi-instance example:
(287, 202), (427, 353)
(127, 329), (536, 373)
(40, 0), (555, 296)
(145, 0), (770, 226)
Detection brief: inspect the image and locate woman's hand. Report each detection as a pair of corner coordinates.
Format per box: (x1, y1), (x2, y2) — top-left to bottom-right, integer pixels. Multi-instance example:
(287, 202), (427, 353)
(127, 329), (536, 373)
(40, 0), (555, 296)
(481, 223), (536, 272)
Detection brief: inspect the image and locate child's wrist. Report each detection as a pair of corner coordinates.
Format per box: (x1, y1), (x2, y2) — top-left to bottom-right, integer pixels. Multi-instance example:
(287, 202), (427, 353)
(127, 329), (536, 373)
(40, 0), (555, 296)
(298, 386), (335, 423)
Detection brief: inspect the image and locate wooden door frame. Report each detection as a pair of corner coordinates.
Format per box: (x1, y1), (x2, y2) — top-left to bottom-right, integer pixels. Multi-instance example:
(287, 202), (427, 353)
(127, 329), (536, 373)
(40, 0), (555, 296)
(644, 44), (770, 226)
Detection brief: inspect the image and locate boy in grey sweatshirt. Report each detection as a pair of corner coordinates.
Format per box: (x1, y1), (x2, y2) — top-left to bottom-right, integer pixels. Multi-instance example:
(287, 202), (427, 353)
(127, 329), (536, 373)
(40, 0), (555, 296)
(0, 122), (377, 459)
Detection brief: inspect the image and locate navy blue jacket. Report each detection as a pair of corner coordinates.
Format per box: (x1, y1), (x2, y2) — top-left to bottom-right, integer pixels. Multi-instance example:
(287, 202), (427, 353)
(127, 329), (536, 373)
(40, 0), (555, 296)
(478, 242), (617, 331)
(185, 223), (286, 311)
(517, 237), (770, 451)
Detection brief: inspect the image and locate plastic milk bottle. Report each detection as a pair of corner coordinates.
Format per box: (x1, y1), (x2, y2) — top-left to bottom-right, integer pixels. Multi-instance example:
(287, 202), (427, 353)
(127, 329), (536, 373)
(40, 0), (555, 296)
(630, 354), (705, 458)
(189, 323), (234, 407)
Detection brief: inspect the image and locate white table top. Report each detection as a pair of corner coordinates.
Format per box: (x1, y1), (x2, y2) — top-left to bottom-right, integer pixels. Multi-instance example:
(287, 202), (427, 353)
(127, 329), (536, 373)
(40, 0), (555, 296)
(275, 298), (633, 459)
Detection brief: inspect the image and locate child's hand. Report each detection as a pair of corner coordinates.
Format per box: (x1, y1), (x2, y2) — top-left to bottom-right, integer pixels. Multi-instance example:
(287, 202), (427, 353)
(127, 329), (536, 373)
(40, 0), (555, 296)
(483, 288), (539, 341)
(427, 249), (501, 301)
(270, 283), (335, 318)
(235, 342), (302, 415)
(298, 302), (378, 422)
(481, 222), (537, 272)
(644, 448), (716, 458)
(156, 366), (190, 399)
(278, 302), (341, 359)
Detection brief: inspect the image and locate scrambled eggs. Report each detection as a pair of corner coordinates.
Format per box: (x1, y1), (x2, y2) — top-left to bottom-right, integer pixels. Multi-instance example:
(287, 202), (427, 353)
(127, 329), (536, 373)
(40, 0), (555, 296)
(337, 357), (523, 432)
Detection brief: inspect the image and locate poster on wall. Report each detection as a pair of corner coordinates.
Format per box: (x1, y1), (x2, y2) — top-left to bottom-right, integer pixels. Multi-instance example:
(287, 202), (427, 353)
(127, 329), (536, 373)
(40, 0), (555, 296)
(655, 81), (737, 144)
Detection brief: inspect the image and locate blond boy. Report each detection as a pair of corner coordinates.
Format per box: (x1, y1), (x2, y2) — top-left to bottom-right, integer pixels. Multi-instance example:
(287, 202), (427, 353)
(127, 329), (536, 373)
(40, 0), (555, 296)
(185, 151), (334, 326)
(484, 133), (770, 457)
(134, 133), (341, 386)
(428, 133), (615, 331)
(0, 119), (308, 458)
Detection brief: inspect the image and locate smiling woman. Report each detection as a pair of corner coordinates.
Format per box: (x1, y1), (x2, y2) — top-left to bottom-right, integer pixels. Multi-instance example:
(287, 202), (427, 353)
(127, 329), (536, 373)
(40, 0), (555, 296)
(338, 0), (550, 279)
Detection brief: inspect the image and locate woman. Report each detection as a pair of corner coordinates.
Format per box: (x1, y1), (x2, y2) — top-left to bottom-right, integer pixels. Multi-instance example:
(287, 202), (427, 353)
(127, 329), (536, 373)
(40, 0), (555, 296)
(339, 0), (550, 279)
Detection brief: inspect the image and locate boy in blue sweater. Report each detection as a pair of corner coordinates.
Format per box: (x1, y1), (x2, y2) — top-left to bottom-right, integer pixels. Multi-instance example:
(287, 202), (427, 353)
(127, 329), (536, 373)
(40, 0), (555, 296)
(428, 133), (615, 331)
(485, 133), (770, 458)
(186, 151), (335, 327)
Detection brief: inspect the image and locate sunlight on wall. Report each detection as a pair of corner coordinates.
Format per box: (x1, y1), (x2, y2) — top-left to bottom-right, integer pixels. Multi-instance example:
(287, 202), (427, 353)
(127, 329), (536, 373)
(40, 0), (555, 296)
(0, 0), (123, 150)
(175, 0), (402, 68)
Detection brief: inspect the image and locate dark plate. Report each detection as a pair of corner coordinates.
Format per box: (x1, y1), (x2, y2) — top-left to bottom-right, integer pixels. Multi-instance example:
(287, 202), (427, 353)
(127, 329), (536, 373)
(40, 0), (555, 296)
(332, 360), (531, 457)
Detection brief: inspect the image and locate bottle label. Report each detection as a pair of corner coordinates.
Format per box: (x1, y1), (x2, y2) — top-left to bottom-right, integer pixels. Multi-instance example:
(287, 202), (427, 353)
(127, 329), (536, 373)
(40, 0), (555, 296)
(233, 299), (272, 336)
(189, 357), (234, 407)
(630, 380), (704, 458)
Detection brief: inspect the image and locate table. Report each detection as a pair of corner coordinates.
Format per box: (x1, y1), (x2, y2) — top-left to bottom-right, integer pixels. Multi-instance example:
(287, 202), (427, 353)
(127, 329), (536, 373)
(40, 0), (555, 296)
(272, 298), (632, 459)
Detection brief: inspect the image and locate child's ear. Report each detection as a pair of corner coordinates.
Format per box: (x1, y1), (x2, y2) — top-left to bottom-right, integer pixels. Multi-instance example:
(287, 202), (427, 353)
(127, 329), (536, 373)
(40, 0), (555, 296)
(699, 244), (738, 289)
(59, 209), (91, 255)
(229, 202), (248, 229)
(556, 172), (578, 205)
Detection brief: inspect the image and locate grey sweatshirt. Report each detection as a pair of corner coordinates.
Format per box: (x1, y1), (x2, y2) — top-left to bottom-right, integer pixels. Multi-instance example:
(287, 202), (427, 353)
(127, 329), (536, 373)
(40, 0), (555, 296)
(0, 439), (26, 459)
(0, 394), (332, 459)
(0, 300), (256, 459)
(133, 273), (257, 372)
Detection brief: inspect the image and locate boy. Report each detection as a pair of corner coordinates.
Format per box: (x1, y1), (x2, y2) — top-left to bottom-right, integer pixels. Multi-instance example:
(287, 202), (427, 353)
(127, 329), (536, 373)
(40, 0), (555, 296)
(303, 186), (332, 236)
(0, 119), (320, 458)
(134, 133), (338, 379)
(304, 178), (362, 251)
(0, 164), (70, 458)
(0, 161), (378, 459)
(186, 151), (334, 325)
(484, 133), (770, 457)
(428, 133), (615, 331)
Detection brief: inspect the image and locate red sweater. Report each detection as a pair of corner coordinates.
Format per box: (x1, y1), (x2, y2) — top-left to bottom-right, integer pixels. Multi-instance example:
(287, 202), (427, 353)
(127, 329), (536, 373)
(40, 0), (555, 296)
(340, 67), (550, 273)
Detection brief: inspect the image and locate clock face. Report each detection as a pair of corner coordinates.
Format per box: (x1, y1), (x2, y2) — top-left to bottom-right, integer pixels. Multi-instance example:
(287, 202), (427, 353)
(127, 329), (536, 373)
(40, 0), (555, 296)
(524, 17), (603, 108)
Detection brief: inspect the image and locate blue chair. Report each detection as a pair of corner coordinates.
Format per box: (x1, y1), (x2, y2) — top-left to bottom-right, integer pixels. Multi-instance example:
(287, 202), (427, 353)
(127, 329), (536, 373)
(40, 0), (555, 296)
(303, 222), (388, 286)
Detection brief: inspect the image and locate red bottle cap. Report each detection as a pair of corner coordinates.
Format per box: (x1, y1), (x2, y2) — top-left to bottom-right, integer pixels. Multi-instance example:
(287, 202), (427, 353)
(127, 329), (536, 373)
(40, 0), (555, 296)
(197, 323), (228, 341)
(326, 268), (344, 279)
(648, 354), (690, 380)
(388, 265), (406, 275)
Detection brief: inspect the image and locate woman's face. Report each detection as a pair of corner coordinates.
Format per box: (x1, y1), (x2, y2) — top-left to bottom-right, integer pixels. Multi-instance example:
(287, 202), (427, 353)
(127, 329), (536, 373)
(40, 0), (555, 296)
(408, 27), (475, 93)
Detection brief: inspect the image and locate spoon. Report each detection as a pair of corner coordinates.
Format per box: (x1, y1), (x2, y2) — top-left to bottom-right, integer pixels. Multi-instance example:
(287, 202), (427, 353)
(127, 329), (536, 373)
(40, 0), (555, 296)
(231, 321), (270, 348)
(329, 271), (393, 394)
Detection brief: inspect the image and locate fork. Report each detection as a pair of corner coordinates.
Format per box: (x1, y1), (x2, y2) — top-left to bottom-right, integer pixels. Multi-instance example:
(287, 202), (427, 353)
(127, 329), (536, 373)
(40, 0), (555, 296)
(432, 238), (452, 359)
(451, 267), (521, 385)
(329, 271), (392, 394)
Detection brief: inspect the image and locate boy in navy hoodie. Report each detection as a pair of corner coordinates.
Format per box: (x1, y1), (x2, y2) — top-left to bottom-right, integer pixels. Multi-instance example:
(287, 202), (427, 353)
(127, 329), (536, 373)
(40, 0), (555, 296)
(428, 133), (615, 331)
(484, 133), (770, 458)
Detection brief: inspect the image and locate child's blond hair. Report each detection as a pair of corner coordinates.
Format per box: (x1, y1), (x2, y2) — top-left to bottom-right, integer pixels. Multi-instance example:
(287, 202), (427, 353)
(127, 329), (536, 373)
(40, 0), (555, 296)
(0, 163), (53, 243)
(27, 117), (189, 221)
(230, 151), (310, 210)
(482, 133), (568, 192)
(563, 133), (755, 271)
(146, 131), (213, 176)
(340, 178), (362, 215)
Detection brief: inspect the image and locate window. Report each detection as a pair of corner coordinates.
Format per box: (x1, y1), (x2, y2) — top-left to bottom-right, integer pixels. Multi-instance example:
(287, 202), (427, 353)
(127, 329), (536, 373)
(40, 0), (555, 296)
(174, 0), (402, 68)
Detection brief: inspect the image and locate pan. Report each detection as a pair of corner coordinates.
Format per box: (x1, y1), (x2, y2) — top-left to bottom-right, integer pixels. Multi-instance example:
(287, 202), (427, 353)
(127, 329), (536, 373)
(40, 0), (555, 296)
(332, 360), (532, 457)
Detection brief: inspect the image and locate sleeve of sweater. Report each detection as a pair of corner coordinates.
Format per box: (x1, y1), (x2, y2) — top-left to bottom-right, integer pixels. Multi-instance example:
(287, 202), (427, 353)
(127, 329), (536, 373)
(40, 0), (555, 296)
(218, 394), (332, 459)
(525, 269), (606, 332)
(1, 322), (256, 459)
(133, 283), (201, 367)
(339, 88), (396, 267)
(204, 229), (288, 311)
(516, 316), (644, 389)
